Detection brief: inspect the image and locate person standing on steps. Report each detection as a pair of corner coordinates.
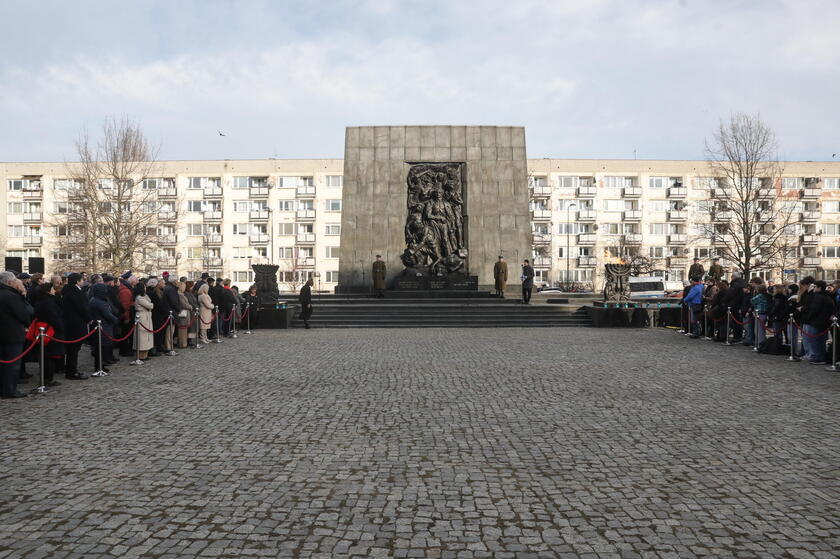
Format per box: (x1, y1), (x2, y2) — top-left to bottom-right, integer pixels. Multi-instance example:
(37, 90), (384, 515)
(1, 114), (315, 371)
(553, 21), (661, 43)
(493, 256), (508, 298)
(299, 278), (314, 329)
(521, 259), (535, 304)
(688, 258), (705, 281)
(372, 255), (386, 299)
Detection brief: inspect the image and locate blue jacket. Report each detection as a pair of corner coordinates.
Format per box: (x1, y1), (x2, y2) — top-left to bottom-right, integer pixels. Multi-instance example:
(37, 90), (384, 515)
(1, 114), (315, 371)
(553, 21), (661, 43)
(684, 283), (704, 306)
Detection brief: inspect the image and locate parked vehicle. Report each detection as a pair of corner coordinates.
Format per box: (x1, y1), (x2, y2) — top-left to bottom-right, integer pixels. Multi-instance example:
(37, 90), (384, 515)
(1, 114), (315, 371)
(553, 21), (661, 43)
(628, 276), (667, 298)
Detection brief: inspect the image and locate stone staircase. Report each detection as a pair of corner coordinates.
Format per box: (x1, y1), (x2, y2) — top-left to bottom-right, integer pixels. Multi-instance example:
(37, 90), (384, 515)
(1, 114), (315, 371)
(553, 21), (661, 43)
(288, 292), (592, 328)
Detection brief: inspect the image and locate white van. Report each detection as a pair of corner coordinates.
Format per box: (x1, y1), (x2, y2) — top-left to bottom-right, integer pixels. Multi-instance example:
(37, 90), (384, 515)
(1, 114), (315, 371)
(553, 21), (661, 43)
(628, 276), (666, 298)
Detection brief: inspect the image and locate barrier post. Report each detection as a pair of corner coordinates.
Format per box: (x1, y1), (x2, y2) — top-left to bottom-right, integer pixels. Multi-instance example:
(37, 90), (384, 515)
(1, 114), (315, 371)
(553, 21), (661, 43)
(826, 317), (839, 371)
(130, 315), (143, 366)
(704, 307), (711, 340)
(724, 307), (733, 345)
(194, 308), (202, 349)
(230, 306), (239, 339)
(753, 314), (760, 352)
(166, 311), (178, 356)
(677, 304), (686, 334)
(245, 302), (252, 335)
(92, 321), (107, 377)
(214, 306), (223, 343)
(32, 327), (47, 394)
(787, 313), (799, 362)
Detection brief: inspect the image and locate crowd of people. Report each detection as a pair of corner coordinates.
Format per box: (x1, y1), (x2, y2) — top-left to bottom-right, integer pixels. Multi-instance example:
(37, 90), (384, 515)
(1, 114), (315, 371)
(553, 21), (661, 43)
(0, 270), (264, 399)
(681, 271), (840, 365)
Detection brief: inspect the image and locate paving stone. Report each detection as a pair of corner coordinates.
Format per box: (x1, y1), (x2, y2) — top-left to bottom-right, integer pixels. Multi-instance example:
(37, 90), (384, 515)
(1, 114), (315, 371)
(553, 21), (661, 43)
(1, 328), (838, 557)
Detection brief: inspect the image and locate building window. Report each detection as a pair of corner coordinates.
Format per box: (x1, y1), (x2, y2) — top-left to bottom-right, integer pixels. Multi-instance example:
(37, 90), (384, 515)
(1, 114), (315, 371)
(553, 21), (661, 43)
(824, 178), (840, 190)
(278, 247), (294, 259)
(278, 223), (295, 235)
(823, 224), (840, 236)
(234, 271), (254, 282)
(278, 200), (295, 211)
(232, 247), (252, 259)
(232, 224), (250, 236)
(279, 177), (297, 188)
(300, 176), (314, 186)
(783, 177), (803, 189)
(233, 201), (250, 212)
(648, 223), (667, 235)
(8, 225), (24, 237)
(326, 176), (343, 187)
(823, 202), (840, 213)
(8, 202), (22, 214)
(53, 178), (77, 190)
(187, 224), (205, 236)
(325, 271), (339, 283)
(325, 224), (341, 235)
(187, 247), (204, 259)
(822, 246), (840, 258)
(325, 247), (340, 258)
(232, 177), (250, 189)
(325, 199), (342, 212)
(187, 200), (203, 212)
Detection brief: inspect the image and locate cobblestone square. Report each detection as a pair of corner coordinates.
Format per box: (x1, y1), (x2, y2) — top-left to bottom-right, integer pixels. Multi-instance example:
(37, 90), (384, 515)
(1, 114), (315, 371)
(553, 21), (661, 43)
(1, 328), (838, 558)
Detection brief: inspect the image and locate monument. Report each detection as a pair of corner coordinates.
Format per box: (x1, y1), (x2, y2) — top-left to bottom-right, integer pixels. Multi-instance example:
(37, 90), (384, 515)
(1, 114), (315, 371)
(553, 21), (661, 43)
(338, 126), (531, 293)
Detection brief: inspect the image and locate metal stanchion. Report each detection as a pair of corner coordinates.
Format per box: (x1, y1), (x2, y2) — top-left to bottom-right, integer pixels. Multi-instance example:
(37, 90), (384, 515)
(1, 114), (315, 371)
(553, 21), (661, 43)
(826, 317), (839, 371)
(704, 307), (712, 340)
(166, 311), (178, 356)
(753, 314), (760, 352)
(245, 302), (252, 335)
(214, 306), (223, 343)
(230, 306), (239, 339)
(130, 315), (143, 366)
(677, 304), (686, 334)
(32, 327), (47, 394)
(92, 321), (107, 377)
(194, 308), (202, 349)
(787, 315), (799, 361)
(724, 307), (733, 345)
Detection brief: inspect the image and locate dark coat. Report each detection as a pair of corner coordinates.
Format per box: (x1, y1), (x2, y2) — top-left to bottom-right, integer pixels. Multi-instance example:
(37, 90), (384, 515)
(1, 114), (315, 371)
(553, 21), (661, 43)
(149, 287), (170, 326)
(521, 265), (535, 289)
(218, 287), (236, 313)
(0, 282), (33, 344)
(768, 292), (788, 323)
(244, 292), (261, 315)
(35, 294), (65, 357)
(299, 284), (312, 305)
(62, 283), (91, 340)
(88, 283), (118, 341)
(372, 260), (386, 290)
(164, 282), (182, 313)
(107, 284), (125, 317)
(688, 263), (705, 281)
(802, 290), (834, 331)
(723, 277), (746, 312)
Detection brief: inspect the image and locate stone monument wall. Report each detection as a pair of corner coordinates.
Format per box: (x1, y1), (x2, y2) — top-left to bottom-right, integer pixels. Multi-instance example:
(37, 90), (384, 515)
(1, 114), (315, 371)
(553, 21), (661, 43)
(338, 125), (531, 292)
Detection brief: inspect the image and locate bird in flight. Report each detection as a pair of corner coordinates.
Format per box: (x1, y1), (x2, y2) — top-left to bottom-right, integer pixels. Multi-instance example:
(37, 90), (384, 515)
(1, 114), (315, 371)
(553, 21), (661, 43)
(218, 130), (226, 137)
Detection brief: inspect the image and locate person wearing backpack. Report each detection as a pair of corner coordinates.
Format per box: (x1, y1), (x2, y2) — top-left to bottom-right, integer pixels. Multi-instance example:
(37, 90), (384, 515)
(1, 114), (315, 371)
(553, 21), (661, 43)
(751, 284), (772, 348)
(683, 279), (705, 339)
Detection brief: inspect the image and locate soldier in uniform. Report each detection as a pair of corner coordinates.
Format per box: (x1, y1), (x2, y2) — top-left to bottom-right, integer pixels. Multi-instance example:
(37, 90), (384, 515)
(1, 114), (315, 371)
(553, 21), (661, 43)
(493, 256), (508, 298)
(708, 257), (724, 282)
(372, 255), (386, 298)
(688, 258), (705, 281)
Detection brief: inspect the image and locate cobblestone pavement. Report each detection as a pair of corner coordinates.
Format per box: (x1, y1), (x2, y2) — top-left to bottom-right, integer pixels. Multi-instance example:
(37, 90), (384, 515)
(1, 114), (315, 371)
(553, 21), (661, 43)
(1, 328), (839, 559)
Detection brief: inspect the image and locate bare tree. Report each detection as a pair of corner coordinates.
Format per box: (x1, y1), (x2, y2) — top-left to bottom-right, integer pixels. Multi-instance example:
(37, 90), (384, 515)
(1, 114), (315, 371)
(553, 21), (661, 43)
(54, 117), (163, 273)
(703, 113), (797, 278)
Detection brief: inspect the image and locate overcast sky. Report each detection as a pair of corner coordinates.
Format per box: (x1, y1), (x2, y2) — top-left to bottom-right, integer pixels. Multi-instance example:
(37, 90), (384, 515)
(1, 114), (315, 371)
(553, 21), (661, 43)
(1, 0), (838, 162)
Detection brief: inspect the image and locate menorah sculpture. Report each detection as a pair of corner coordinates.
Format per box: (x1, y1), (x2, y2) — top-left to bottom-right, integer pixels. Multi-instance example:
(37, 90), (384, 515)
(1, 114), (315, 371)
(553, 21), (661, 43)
(603, 263), (631, 302)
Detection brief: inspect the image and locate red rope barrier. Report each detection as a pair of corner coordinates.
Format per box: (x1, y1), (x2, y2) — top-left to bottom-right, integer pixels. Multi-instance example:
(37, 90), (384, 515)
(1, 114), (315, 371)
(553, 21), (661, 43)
(50, 328), (99, 344)
(0, 337), (41, 364)
(177, 314), (198, 330)
(101, 323), (137, 342)
(728, 311), (749, 326)
(140, 317), (172, 334)
(792, 320), (831, 338)
(221, 309), (235, 323)
(198, 312), (216, 325)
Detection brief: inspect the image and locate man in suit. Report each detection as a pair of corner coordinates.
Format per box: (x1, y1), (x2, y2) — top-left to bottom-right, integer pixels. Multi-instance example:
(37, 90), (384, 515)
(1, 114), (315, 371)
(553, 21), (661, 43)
(61, 273), (90, 380)
(521, 259), (535, 304)
(372, 255), (386, 298)
(299, 278), (313, 329)
(493, 256), (508, 298)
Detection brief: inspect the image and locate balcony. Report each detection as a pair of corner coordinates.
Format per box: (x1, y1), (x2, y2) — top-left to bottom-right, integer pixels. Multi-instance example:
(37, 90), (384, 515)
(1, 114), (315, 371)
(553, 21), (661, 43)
(713, 211), (732, 222)
(578, 233), (596, 245)
(531, 209), (552, 221)
(23, 236), (43, 246)
(296, 209), (316, 220)
(669, 234), (687, 244)
(203, 186), (223, 198)
(249, 210), (269, 221)
(803, 256), (821, 267)
(530, 186), (552, 198)
(668, 210), (688, 221)
(298, 257), (316, 268)
(249, 186), (270, 198)
(578, 256), (597, 267)
(624, 234), (642, 245)
(158, 211), (177, 221)
(204, 233), (223, 245)
(668, 187), (687, 198)
(158, 257), (177, 268)
(158, 187), (177, 198)
(756, 189), (774, 199)
(577, 210), (596, 221)
(577, 186), (597, 198)
(159, 234), (177, 245)
(22, 186), (43, 198)
(801, 188), (820, 199)
(801, 211), (820, 222)
(533, 257), (552, 268)
(296, 186), (316, 197)
(296, 233), (316, 244)
(669, 257), (688, 267)
(623, 187), (642, 198)
(205, 257), (222, 267)
(801, 234), (820, 244)
(23, 212), (42, 223)
(203, 210), (223, 221)
(249, 233), (269, 244)
(532, 233), (551, 245)
(623, 210), (642, 221)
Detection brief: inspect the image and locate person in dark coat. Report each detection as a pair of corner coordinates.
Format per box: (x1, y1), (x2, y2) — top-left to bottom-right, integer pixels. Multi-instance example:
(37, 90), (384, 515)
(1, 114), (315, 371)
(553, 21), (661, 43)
(802, 280), (833, 364)
(163, 276), (182, 352)
(299, 278), (313, 329)
(34, 282), (65, 387)
(88, 282), (118, 374)
(372, 255), (386, 298)
(768, 285), (790, 344)
(61, 273), (90, 380)
(148, 279), (173, 355)
(688, 258), (705, 281)
(723, 273), (746, 342)
(218, 279), (236, 337)
(0, 271), (34, 398)
(520, 259), (535, 304)
(243, 285), (261, 329)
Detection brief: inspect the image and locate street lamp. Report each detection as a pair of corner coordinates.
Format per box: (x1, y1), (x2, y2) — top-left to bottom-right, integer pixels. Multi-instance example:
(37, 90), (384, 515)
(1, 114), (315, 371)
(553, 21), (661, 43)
(566, 203), (577, 286)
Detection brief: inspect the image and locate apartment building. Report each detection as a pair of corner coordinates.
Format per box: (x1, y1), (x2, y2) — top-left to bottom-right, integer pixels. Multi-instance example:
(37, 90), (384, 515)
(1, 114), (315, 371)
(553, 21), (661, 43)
(3, 158), (840, 291)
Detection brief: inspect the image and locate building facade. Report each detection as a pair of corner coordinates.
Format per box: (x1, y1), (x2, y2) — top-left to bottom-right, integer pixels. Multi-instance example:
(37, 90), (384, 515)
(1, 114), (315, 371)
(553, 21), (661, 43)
(2, 158), (840, 291)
